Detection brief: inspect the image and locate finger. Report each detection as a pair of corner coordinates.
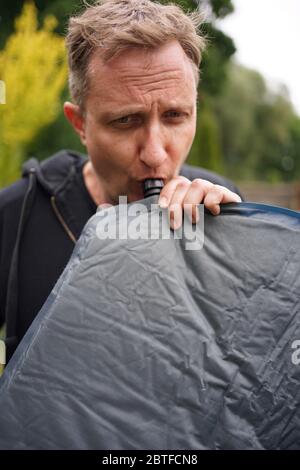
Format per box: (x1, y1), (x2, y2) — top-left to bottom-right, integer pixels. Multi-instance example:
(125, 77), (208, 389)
(183, 203), (200, 224)
(204, 186), (241, 215)
(168, 180), (191, 230)
(158, 176), (190, 209)
(182, 179), (214, 223)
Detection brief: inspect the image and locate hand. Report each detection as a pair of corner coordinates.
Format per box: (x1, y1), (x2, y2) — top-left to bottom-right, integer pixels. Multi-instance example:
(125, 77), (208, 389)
(158, 176), (241, 230)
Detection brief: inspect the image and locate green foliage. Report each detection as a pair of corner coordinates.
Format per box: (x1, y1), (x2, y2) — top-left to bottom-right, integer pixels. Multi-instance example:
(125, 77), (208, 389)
(208, 63), (300, 181)
(0, 0), (79, 47)
(200, 24), (236, 96)
(26, 86), (86, 162)
(189, 102), (223, 173)
(210, 0), (234, 18)
(0, 2), (67, 187)
(289, 116), (300, 177)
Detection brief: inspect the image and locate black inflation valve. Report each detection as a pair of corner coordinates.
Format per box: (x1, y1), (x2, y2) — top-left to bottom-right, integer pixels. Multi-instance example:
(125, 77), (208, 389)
(143, 179), (164, 198)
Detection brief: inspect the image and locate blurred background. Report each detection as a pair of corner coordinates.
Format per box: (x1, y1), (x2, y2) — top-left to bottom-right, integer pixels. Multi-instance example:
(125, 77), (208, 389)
(0, 0), (300, 208)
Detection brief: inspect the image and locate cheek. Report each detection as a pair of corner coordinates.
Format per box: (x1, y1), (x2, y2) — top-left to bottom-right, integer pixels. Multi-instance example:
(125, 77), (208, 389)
(185, 120), (197, 152)
(87, 130), (136, 173)
(169, 122), (196, 168)
(85, 127), (113, 161)
(188, 116), (197, 141)
(175, 121), (196, 152)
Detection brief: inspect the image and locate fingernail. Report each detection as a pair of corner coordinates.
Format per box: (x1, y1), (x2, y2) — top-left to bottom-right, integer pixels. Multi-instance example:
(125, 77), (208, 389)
(171, 219), (181, 230)
(159, 197), (168, 208)
(212, 205), (220, 215)
(170, 211), (182, 230)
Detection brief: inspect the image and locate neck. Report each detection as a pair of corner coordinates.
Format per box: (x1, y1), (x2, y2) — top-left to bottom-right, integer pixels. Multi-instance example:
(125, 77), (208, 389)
(82, 161), (112, 206)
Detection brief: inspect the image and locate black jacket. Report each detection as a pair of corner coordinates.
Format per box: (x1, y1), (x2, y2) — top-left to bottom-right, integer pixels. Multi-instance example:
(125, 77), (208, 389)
(0, 149), (242, 361)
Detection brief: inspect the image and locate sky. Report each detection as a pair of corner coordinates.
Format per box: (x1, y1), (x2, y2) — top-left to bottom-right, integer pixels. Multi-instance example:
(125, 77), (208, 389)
(217, 0), (300, 116)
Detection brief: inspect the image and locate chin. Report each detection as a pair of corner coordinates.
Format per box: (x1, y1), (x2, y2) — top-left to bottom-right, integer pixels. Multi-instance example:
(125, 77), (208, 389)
(118, 177), (160, 203)
(125, 182), (145, 203)
(127, 192), (144, 203)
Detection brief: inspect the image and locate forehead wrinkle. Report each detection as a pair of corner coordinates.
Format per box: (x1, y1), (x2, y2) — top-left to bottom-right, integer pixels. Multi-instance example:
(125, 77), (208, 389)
(132, 84), (184, 104)
(118, 66), (186, 87)
(93, 78), (195, 112)
(125, 78), (184, 98)
(87, 46), (195, 105)
(119, 70), (187, 102)
(88, 58), (195, 110)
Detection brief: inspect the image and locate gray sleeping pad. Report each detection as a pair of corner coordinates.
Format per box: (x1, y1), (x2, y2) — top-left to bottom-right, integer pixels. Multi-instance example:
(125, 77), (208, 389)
(0, 198), (300, 449)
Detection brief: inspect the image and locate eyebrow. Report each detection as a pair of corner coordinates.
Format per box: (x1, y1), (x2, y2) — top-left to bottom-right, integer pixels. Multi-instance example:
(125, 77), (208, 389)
(101, 106), (145, 121)
(100, 103), (194, 121)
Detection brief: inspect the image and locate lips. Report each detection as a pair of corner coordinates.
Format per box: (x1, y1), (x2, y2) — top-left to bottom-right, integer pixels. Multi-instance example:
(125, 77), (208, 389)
(137, 177), (166, 184)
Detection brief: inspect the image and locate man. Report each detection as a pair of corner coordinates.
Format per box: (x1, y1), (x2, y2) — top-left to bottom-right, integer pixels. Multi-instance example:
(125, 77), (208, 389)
(0, 0), (242, 362)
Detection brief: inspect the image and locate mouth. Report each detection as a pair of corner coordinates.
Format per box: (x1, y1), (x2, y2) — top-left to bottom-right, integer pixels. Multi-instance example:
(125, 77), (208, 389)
(125, 178), (166, 202)
(134, 176), (166, 187)
(137, 176), (166, 184)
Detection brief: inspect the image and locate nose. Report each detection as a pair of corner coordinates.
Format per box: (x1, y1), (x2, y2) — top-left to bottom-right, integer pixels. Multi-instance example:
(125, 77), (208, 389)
(139, 124), (168, 168)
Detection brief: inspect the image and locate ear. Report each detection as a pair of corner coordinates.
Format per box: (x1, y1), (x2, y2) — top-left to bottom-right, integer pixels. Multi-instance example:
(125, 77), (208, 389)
(63, 101), (87, 146)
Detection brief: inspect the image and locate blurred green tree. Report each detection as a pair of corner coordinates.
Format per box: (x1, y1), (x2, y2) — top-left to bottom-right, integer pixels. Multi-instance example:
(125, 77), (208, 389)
(189, 100), (223, 173)
(0, 1), (67, 186)
(210, 63), (299, 182)
(289, 116), (300, 179)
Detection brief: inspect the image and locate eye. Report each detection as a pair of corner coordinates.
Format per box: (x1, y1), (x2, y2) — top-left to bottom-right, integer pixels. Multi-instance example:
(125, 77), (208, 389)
(164, 110), (187, 121)
(116, 116), (131, 124)
(111, 114), (142, 128)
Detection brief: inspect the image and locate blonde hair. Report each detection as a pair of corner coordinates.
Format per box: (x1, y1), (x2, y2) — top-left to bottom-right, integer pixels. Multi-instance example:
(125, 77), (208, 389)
(66, 0), (206, 109)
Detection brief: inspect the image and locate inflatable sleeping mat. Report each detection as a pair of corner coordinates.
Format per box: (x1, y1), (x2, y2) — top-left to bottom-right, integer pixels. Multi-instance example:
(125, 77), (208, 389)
(0, 198), (299, 449)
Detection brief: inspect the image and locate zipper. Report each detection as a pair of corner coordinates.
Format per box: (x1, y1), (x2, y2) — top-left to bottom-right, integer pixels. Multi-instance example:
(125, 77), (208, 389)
(50, 196), (77, 244)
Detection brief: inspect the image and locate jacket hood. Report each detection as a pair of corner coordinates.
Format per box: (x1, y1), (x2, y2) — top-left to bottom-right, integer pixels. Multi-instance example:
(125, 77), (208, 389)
(22, 150), (88, 197)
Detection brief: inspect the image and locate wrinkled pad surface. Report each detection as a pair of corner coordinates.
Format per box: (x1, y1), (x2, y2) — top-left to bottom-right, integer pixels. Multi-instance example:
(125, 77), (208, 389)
(0, 200), (300, 449)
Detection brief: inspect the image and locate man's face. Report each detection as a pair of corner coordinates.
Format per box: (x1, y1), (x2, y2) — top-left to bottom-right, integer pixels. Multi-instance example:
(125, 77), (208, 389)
(80, 40), (197, 204)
